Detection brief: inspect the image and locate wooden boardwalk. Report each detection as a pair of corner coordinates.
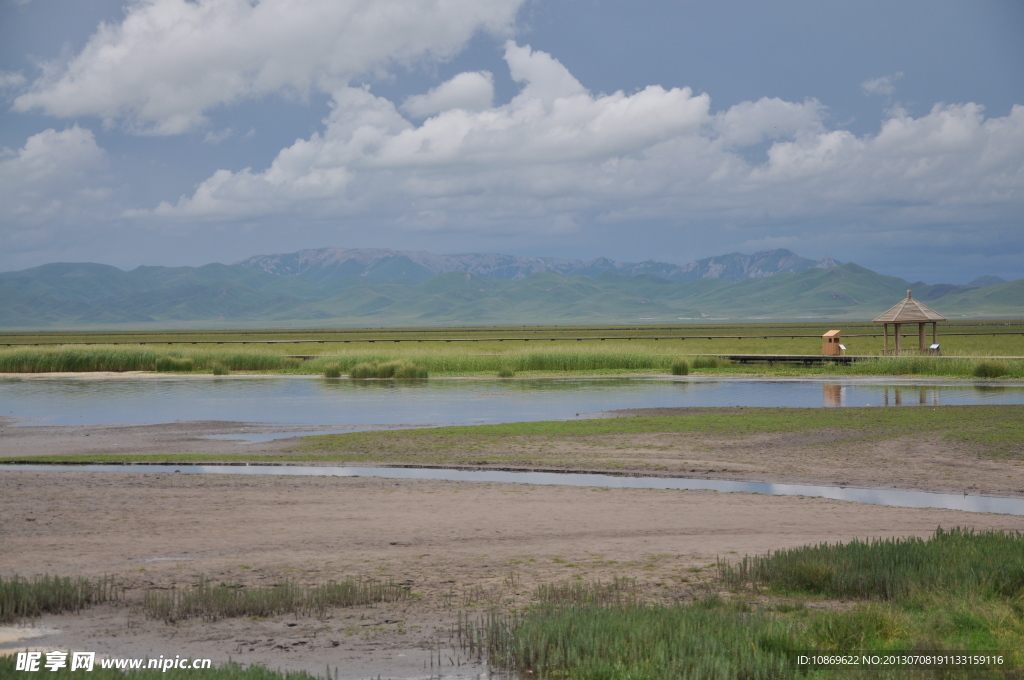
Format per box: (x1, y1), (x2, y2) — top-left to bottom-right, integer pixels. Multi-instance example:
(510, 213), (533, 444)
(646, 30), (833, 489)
(719, 354), (1024, 364)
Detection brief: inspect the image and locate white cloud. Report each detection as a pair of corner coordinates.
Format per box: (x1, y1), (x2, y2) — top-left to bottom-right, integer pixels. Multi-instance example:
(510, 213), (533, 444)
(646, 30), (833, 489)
(862, 72), (904, 97)
(13, 0), (524, 135)
(402, 71), (495, 118)
(137, 44), (1024, 254)
(0, 70), (26, 90)
(0, 127), (113, 256)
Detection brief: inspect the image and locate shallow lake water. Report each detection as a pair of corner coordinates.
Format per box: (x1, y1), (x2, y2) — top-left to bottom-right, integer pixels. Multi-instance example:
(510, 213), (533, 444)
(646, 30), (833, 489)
(1, 376), (1022, 433)
(3, 463), (1022, 516)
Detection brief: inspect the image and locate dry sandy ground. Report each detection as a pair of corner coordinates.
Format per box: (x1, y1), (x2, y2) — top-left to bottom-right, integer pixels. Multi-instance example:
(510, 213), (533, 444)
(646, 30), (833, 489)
(3, 467), (1024, 678)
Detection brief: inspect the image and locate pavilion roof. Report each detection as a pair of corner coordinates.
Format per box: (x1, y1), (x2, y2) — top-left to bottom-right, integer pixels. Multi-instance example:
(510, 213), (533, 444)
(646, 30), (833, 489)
(873, 290), (947, 323)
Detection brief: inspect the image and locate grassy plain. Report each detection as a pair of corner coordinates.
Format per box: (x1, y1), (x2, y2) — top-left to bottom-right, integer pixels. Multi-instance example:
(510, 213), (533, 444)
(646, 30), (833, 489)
(0, 323), (1022, 378)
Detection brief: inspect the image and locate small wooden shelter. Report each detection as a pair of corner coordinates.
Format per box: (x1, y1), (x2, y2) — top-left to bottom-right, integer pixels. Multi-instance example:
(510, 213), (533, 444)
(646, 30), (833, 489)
(874, 290), (946, 354)
(822, 330), (843, 356)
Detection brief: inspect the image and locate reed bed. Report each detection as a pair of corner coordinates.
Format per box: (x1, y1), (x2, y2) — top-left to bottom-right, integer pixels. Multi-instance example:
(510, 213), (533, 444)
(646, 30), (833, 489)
(0, 574), (119, 623)
(0, 347), (302, 373)
(2, 342), (1022, 378)
(459, 603), (799, 680)
(348, 360), (428, 379)
(717, 527), (1024, 601)
(851, 356), (1024, 378)
(305, 350), (667, 375)
(143, 577), (408, 624)
(458, 529), (1024, 679)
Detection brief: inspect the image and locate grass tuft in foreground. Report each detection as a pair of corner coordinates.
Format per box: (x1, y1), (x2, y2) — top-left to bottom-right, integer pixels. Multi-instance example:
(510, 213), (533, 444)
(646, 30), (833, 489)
(717, 527), (1024, 601)
(0, 574), (120, 624)
(143, 577), (409, 624)
(463, 529), (1024, 679)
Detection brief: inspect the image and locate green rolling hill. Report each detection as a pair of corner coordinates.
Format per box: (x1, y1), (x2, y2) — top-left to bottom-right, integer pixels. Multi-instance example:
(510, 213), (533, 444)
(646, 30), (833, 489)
(0, 259), (1020, 329)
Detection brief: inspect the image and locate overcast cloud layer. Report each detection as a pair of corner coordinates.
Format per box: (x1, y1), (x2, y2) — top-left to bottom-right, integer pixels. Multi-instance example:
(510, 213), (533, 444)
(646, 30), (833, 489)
(1, 0), (1022, 282)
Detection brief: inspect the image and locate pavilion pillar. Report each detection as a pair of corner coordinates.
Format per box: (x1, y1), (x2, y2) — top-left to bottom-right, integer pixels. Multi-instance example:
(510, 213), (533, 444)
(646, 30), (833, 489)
(895, 323), (901, 353)
(883, 324), (889, 353)
(919, 323), (926, 351)
(932, 322), (937, 345)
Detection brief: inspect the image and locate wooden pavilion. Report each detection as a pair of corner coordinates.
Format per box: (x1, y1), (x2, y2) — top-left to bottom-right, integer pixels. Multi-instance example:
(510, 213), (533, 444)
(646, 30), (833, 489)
(874, 290), (946, 354)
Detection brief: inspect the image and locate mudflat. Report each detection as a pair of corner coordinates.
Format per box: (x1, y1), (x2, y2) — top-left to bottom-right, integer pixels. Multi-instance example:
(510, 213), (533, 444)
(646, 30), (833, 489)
(3, 468), (1024, 676)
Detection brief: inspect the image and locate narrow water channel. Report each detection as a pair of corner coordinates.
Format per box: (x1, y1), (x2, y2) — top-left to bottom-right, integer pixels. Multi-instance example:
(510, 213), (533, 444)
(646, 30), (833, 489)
(3, 464), (1022, 516)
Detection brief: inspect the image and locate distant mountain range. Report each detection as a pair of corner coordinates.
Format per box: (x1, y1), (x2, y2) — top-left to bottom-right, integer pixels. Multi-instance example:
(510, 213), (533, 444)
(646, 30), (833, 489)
(0, 248), (1019, 329)
(237, 247), (841, 283)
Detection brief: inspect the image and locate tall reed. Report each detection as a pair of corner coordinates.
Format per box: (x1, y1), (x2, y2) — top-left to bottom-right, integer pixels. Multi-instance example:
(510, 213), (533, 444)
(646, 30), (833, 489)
(348, 360), (428, 379)
(0, 574), (119, 623)
(143, 577), (408, 624)
(460, 603), (798, 680)
(717, 527), (1024, 601)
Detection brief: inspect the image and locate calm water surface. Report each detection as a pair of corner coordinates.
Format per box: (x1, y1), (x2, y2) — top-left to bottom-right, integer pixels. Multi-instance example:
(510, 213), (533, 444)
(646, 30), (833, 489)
(1, 376), (1022, 431)
(3, 463), (1022, 516)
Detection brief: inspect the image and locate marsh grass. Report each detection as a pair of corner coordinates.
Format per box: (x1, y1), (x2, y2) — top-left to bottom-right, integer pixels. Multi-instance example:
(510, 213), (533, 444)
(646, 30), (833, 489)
(496, 367), (515, 378)
(717, 527), (1024, 601)
(322, 363), (342, 378)
(461, 602), (800, 680)
(143, 577), (409, 624)
(2, 340), (1022, 378)
(348, 360), (428, 379)
(210, 362), (230, 375)
(670, 359), (689, 375)
(0, 347), (304, 373)
(535, 577), (641, 606)
(975, 360), (1011, 379)
(154, 355), (194, 372)
(690, 355), (729, 369)
(462, 529), (1024, 679)
(0, 574), (119, 623)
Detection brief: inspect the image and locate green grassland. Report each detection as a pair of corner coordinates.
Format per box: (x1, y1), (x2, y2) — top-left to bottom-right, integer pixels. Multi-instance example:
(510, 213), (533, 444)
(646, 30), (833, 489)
(9, 405), (1023, 467)
(0, 321), (1022, 378)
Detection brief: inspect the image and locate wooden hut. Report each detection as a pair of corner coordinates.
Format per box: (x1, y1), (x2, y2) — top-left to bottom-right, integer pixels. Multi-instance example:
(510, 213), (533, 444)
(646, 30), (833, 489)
(874, 290), (946, 354)
(822, 330), (843, 356)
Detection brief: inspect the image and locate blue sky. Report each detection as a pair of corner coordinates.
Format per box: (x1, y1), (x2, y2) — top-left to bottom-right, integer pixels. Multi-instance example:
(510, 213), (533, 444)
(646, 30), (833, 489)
(1, 0), (1022, 283)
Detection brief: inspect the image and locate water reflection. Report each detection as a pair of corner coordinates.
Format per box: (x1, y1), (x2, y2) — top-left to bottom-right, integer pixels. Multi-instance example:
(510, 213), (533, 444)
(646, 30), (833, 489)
(3, 463), (1022, 516)
(1, 377), (1022, 430)
(881, 387), (941, 407)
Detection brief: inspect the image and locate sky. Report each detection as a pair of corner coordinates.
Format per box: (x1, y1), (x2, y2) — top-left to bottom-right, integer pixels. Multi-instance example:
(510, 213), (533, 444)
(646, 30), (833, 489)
(1, 0), (1022, 284)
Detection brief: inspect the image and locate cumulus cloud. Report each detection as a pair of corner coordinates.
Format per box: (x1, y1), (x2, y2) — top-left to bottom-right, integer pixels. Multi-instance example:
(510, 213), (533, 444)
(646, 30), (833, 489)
(0, 127), (114, 256)
(862, 71), (904, 97)
(13, 0), (524, 135)
(140, 43), (1024, 245)
(402, 71), (495, 118)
